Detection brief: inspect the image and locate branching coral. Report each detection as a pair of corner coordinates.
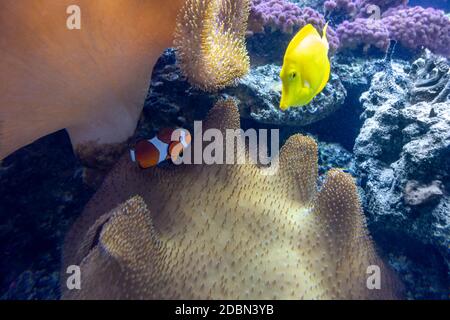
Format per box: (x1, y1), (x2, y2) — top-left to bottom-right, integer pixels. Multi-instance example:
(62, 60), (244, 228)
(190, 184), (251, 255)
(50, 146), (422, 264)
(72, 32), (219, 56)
(62, 99), (401, 300)
(0, 0), (249, 165)
(174, 0), (251, 91)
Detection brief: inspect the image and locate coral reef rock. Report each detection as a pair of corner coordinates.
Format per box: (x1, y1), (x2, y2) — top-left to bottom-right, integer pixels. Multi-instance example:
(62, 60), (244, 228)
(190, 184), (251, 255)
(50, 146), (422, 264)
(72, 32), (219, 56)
(354, 52), (450, 299)
(409, 51), (450, 104)
(228, 64), (347, 126)
(0, 130), (93, 299)
(142, 51), (347, 129)
(317, 141), (356, 180)
(404, 180), (444, 207)
(61, 100), (400, 300)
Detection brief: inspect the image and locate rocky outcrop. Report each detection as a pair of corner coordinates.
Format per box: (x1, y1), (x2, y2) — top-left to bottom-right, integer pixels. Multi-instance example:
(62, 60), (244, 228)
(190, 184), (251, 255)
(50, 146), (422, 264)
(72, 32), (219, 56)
(143, 49), (347, 129)
(0, 131), (93, 299)
(354, 52), (450, 299)
(409, 50), (450, 104)
(404, 180), (445, 206)
(228, 64), (347, 126)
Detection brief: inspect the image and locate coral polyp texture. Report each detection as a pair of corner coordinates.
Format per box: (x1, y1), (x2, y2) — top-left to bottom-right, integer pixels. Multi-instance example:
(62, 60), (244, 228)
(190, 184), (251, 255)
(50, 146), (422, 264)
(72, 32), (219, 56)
(332, 2), (450, 56)
(382, 7), (450, 57)
(324, 0), (409, 15)
(62, 100), (400, 300)
(337, 18), (390, 51)
(174, 0), (251, 91)
(249, 0), (340, 53)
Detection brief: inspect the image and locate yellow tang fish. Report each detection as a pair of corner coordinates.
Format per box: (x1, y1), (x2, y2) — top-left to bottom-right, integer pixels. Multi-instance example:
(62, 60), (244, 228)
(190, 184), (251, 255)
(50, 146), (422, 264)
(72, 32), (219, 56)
(279, 23), (331, 111)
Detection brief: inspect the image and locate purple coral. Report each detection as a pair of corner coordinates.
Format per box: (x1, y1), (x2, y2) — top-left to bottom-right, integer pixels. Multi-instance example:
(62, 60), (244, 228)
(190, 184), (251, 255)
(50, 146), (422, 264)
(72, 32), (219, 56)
(324, 0), (408, 16)
(332, 1), (450, 56)
(324, 0), (408, 13)
(359, 0), (409, 11)
(249, 0), (340, 52)
(383, 6), (450, 57)
(250, 0), (450, 57)
(324, 0), (358, 15)
(337, 18), (390, 51)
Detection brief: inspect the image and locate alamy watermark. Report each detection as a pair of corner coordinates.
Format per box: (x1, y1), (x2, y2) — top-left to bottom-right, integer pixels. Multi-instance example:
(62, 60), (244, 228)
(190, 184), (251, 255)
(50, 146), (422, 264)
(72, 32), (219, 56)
(168, 122), (280, 175)
(66, 265), (81, 290)
(66, 5), (81, 30)
(366, 265), (381, 290)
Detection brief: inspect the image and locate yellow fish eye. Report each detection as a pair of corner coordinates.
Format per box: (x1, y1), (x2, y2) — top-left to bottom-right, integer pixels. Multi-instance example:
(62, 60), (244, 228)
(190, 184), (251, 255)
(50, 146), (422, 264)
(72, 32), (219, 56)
(289, 72), (297, 80)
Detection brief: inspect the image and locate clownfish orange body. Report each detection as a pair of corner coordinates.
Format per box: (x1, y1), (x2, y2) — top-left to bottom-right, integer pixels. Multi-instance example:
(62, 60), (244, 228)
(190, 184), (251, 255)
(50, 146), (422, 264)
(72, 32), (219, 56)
(130, 128), (191, 169)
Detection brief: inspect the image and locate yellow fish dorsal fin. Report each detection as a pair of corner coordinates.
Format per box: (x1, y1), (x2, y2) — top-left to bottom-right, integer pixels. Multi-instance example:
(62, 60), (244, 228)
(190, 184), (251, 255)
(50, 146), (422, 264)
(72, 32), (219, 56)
(322, 22), (330, 51)
(286, 24), (320, 55)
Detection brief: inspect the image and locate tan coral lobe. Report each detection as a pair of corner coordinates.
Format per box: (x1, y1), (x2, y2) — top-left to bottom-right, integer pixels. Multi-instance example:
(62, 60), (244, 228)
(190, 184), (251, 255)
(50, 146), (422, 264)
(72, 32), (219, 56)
(174, 0), (251, 91)
(62, 100), (401, 300)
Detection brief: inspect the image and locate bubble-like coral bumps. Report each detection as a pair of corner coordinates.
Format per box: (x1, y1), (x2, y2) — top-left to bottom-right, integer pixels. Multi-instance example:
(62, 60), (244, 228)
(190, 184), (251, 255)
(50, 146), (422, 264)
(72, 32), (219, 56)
(328, 0), (450, 56)
(249, 0), (340, 53)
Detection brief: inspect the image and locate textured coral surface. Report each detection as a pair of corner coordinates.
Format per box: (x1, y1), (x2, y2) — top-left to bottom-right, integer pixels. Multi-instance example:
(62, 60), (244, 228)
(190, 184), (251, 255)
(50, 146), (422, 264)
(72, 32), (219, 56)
(62, 100), (400, 299)
(334, 3), (450, 56)
(174, 0), (250, 91)
(249, 0), (340, 52)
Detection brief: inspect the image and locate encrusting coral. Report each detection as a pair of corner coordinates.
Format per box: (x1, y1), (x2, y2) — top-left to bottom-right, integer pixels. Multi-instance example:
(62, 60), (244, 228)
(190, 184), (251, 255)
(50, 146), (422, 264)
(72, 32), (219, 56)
(0, 0), (250, 164)
(62, 99), (401, 300)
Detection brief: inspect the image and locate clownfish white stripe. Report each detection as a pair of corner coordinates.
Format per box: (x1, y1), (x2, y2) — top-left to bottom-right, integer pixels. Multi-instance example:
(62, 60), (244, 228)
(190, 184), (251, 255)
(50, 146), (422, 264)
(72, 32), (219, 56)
(149, 136), (169, 164)
(130, 149), (136, 163)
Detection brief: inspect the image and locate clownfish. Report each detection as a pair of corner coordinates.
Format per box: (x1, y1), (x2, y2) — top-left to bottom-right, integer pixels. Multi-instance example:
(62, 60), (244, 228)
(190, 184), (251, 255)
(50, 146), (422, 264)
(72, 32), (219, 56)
(279, 23), (331, 111)
(130, 128), (191, 169)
